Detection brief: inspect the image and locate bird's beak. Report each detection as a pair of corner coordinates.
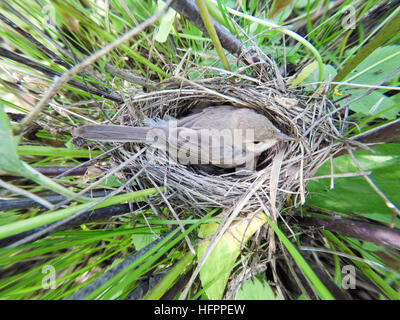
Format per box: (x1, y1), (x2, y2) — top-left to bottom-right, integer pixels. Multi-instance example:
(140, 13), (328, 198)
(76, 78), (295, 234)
(279, 133), (296, 141)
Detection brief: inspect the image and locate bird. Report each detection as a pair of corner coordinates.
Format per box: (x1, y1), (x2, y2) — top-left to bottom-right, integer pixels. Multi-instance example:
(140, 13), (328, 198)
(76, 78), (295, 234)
(73, 105), (294, 170)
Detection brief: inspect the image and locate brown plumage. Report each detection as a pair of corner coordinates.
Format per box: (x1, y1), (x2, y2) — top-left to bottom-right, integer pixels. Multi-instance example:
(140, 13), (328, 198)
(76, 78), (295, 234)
(73, 106), (294, 170)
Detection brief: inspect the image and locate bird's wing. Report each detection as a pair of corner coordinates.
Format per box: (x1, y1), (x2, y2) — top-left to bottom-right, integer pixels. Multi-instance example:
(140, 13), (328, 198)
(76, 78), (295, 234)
(165, 127), (253, 167)
(176, 105), (238, 130)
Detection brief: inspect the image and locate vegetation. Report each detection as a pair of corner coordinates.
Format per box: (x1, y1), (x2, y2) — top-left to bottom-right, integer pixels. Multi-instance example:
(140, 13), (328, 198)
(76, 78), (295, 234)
(0, 0), (399, 300)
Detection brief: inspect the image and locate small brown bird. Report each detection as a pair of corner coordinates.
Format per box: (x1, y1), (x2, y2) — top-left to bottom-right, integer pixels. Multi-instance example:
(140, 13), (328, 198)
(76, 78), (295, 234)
(73, 106), (293, 170)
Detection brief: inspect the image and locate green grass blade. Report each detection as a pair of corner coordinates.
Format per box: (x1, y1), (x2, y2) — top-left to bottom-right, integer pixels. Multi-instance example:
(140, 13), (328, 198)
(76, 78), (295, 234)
(263, 213), (335, 300)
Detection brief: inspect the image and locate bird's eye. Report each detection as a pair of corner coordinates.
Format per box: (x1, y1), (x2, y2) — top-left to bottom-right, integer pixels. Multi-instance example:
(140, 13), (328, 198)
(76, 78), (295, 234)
(254, 141), (262, 145)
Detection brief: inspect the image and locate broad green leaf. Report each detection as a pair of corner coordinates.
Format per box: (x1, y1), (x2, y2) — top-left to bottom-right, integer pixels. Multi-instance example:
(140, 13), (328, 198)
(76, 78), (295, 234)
(0, 106), (94, 204)
(294, 0), (318, 8)
(271, 2), (295, 23)
(335, 46), (400, 119)
(0, 106), (85, 200)
(235, 276), (278, 300)
(339, 90), (398, 119)
(301, 63), (338, 90)
(155, 1), (176, 43)
(291, 61), (319, 86)
(101, 175), (123, 188)
(392, 93), (400, 104)
(131, 233), (158, 251)
(344, 46), (400, 85)
(197, 213), (266, 300)
(0, 105), (24, 174)
(306, 143), (400, 227)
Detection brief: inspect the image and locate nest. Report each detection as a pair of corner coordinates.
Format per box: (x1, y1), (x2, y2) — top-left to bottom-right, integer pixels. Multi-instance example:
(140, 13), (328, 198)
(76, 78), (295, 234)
(91, 68), (347, 216)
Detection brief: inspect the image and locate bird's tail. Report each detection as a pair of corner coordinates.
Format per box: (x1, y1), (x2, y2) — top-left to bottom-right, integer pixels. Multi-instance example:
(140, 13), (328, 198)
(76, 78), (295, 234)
(73, 125), (151, 142)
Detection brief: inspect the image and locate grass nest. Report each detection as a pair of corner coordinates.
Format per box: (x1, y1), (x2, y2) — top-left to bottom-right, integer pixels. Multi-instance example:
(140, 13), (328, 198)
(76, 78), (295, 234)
(77, 63), (347, 218)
